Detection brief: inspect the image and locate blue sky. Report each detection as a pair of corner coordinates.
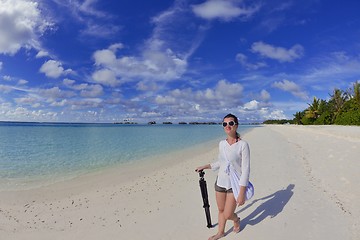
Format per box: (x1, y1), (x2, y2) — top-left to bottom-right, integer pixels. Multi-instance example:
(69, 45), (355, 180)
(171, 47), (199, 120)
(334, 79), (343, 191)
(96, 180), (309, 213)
(0, 0), (359, 123)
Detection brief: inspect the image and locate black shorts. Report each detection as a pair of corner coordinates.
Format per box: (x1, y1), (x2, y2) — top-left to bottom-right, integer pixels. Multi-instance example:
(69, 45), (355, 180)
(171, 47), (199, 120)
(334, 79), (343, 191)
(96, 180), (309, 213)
(214, 179), (233, 193)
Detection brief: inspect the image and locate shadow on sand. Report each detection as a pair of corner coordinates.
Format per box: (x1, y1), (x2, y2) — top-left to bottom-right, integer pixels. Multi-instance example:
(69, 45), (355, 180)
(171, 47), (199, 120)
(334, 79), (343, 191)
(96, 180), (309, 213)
(236, 184), (295, 232)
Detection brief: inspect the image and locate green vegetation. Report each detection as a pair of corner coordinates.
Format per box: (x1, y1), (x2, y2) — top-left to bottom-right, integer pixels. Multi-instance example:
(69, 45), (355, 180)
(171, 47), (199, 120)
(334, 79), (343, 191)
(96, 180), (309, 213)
(294, 81), (360, 126)
(263, 81), (360, 126)
(263, 119), (293, 124)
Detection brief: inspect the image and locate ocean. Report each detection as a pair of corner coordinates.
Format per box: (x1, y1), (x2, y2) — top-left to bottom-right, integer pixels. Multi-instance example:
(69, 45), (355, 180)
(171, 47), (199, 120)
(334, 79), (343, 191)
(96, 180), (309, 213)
(0, 122), (256, 190)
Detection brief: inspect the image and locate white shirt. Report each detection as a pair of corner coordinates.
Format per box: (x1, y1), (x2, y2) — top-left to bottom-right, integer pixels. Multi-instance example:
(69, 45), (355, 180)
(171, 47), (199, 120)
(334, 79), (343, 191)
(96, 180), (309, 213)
(210, 139), (250, 190)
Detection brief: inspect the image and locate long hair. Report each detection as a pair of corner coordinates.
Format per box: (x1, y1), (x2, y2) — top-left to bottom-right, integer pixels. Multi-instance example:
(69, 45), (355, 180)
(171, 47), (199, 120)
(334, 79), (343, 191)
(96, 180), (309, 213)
(223, 113), (240, 138)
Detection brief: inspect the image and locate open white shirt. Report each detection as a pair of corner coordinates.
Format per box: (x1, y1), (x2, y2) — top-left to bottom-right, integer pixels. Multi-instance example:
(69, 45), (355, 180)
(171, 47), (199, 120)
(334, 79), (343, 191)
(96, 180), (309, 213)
(210, 139), (250, 191)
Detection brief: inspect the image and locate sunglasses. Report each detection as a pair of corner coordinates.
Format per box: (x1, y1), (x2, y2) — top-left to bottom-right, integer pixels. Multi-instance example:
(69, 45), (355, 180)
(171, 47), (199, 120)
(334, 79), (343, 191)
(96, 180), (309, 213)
(222, 121), (237, 127)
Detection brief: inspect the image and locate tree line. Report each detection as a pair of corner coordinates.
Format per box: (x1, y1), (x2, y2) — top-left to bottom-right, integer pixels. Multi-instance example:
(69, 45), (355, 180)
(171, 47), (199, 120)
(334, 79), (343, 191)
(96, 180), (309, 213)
(264, 81), (360, 126)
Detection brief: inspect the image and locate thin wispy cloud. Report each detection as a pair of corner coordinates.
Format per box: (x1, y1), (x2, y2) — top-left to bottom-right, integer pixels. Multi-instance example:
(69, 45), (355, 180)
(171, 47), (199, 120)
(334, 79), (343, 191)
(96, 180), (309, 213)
(272, 79), (309, 100)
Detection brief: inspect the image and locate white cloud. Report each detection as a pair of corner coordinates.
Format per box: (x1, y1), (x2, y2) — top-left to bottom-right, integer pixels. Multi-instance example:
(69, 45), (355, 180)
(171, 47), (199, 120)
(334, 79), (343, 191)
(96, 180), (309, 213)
(260, 89), (271, 101)
(140, 111), (163, 119)
(92, 68), (120, 87)
(69, 98), (103, 109)
(0, 0), (53, 55)
(36, 50), (49, 58)
(0, 84), (13, 93)
(240, 107), (287, 121)
(50, 99), (67, 107)
(80, 84), (103, 98)
(38, 86), (75, 100)
(236, 53), (267, 70)
(63, 78), (87, 90)
(109, 43), (124, 52)
(57, 0), (107, 19)
(244, 100), (259, 110)
(63, 78), (75, 86)
(93, 49), (117, 66)
(63, 78), (105, 98)
(0, 106), (58, 121)
(136, 81), (158, 92)
(2, 75), (12, 81)
(63, 78), (103, 97)
(272, 79), (309, 100)
(251, 41), (304, 62)
(15, 96), (40, 107)
(39, 60), (73, 78)
(265, 109), (287, 120)
(213, 79), (244, 103)
(92, 35), (188, 82)
(188, 80), (244, 108)
(155, 95), (177, 105)
(17, 79), (28, 85)
(192, 0), (260, 21)
(154, 79), (244, 114)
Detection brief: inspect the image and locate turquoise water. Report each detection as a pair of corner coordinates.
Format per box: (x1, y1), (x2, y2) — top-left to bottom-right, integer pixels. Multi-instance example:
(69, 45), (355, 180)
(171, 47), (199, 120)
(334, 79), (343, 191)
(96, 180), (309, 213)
(0, 122), (256, 189)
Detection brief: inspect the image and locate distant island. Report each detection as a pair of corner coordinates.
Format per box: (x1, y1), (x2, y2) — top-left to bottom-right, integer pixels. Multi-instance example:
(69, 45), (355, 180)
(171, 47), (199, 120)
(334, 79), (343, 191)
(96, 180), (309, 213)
(147, 121), (219, 125)
(113, 122), (138, 125)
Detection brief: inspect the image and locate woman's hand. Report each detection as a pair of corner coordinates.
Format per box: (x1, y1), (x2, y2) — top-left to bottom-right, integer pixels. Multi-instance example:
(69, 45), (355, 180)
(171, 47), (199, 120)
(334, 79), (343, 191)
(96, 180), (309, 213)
(195, 164), (211, 172)
(195, 166), (205, 172)
(237, 186), (246, 206)
(236, 193), (246, 207)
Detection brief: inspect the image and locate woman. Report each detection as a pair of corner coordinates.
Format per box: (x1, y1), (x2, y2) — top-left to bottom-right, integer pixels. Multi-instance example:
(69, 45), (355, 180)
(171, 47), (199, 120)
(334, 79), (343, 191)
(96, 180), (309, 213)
(195, 113), (250, 240)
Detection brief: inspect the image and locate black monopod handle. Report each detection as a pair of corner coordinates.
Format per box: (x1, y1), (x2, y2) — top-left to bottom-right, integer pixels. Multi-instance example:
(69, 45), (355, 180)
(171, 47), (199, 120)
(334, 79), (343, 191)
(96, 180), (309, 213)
(197, 170), (212, 228)
(198, 169), (205, 178)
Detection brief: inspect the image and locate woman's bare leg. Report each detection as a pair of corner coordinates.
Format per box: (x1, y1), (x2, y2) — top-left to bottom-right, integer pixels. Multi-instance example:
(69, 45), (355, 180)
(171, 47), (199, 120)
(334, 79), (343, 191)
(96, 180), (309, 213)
(223, 193), (240, 232)
(208, 191), (226, 240)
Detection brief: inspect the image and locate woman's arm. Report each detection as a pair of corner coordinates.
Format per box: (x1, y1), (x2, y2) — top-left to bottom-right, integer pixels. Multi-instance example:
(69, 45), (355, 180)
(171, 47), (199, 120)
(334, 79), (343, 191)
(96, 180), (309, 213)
(238, 141), (250, 187)
(237, 141), (250, 206)
(195, 164), (211, 172)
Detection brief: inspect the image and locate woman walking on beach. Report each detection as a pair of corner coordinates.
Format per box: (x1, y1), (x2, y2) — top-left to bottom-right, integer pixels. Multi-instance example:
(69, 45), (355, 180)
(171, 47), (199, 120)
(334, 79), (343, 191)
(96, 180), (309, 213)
(196, 113), (251, 240)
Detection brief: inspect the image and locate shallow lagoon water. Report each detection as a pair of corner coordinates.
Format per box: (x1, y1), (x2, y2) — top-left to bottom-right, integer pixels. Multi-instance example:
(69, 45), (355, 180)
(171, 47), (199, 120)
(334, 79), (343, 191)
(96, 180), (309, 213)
(0, 123), (256, 189)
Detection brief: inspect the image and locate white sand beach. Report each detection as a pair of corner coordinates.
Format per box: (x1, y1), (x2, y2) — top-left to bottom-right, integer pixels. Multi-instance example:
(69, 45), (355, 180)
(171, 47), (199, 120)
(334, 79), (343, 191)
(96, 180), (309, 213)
(1, 125), (359, 240)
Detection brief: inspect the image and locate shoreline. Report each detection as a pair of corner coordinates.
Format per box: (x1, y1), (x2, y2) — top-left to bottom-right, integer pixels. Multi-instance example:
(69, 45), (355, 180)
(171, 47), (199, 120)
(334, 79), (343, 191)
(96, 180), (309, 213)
(0, 134), (223, 197)
(1, 125), (359, 240)
(1, 125), (256, 192)
(0, 126), (224, 192)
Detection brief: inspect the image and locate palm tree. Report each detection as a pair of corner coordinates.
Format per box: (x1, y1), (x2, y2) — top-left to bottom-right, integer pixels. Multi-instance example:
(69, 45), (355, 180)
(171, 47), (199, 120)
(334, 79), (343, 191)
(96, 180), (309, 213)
(351, 81), (360, 105)
(293, 111), (303, 124)
(329, 88), (348, 117)
(305, 97), (320, 119)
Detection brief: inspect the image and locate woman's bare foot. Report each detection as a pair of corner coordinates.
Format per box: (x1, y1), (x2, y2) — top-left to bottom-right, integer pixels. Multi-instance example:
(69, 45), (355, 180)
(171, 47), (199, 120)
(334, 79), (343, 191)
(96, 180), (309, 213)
(208, 233), (225, 240)
(233, 217), (240, 233)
